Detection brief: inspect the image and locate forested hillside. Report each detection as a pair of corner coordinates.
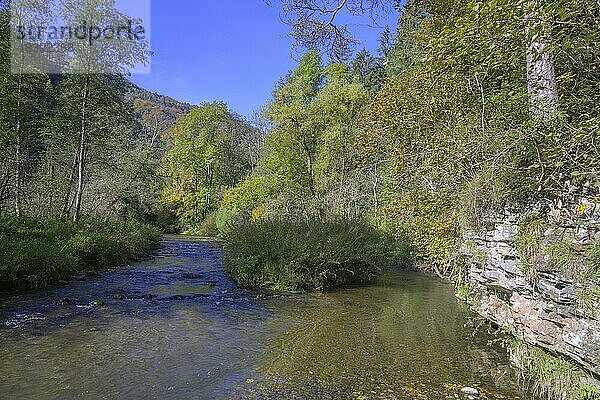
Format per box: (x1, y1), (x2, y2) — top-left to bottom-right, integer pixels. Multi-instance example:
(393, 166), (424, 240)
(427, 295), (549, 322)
(129, 84), (193, 148)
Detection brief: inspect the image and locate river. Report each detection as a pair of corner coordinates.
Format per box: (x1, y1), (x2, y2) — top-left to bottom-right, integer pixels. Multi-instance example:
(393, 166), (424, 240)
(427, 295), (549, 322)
(0, 236), (527, 399)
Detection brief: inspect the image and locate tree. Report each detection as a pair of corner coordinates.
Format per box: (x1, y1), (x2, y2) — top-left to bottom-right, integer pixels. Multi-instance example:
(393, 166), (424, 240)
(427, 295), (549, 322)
(0, 1), (158, 221)
(160, 103), (256, 228)
(525, 0), (558, 119)
(224, 51), (373, 223)
(349, 48), (384, 92)
(279, 0), (390, 60)
(56, 0), (150, 221)
(355, 0), (599, 275)
(264, 50), (325, 199)
(2, 0), (53, 215)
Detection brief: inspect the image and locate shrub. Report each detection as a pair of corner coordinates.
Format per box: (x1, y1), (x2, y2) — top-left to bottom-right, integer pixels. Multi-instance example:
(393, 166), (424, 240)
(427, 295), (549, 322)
(223, 220), (402, 292)
(185, 211), (219, 237)
(379, 192), (458, 276)
(0, 215), (160, 292)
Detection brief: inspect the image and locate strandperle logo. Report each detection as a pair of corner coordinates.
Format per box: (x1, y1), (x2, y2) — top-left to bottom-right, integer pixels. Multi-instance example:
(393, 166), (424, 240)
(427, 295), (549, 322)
(15, 19), (147, 46)
(10, 0), (151, 74)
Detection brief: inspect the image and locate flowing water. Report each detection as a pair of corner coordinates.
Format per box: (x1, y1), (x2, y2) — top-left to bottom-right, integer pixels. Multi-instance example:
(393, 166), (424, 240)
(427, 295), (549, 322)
(0, 236), (527, 399)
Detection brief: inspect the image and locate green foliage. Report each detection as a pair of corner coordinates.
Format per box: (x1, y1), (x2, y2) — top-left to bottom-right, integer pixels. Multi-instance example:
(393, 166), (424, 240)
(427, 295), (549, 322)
(455, 283), (473, 300)
(349, 48), (385, 93)
(353, 0), (600, 279)
(184, 211), (220, 238)
(262, 51), (325, 198)
(523, 349), (580, 400)
(545, 241), (578, 271)
(0, 215), (160, 292)
(577, 383), (600, 400)
(160, 102), (256, 229)
(514, 214), (599, 289)
(223, 50), (375, 225)
(223, 221), (400, 292)
(216, 175), (273, 235)
(1, 2), (161, 221)
(514, 213), (547, 276)
(504, 337), (600, 400)
(377, 190), (458, 275)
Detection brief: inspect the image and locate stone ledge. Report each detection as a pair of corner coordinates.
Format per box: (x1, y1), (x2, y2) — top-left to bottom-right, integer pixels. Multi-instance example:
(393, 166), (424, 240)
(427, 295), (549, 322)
(462, 209), (600, 376)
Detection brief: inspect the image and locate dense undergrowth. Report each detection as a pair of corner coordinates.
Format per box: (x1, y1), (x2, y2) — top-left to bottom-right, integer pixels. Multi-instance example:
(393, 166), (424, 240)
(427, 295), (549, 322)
(223, 221), (405, 292)
(0, 215), (161, 292)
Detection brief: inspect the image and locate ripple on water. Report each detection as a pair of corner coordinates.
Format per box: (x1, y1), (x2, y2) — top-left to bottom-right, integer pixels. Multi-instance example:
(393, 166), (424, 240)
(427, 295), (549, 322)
(0, 238), (528, 400)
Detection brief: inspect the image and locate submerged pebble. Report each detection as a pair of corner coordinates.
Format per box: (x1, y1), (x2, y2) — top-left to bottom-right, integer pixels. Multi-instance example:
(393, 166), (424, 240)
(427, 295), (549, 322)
(54, 298), (72, 306)
(461, 386), (479, 396)
(91, 300), (105, 307)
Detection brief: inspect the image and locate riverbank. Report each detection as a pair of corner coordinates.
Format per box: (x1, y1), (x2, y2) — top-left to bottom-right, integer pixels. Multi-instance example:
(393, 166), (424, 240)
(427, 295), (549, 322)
(0, 215), (161, 292)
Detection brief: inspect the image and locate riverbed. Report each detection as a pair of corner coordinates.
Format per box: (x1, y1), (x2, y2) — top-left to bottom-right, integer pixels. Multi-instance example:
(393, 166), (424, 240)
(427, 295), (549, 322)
(0, 236), (527, 399)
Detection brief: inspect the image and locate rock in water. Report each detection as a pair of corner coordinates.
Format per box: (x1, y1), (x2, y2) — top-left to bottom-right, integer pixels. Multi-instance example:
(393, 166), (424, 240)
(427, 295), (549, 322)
(461, 387), (479, 396)
(180, 272), (202, 279)
(91, 300), (105, 307)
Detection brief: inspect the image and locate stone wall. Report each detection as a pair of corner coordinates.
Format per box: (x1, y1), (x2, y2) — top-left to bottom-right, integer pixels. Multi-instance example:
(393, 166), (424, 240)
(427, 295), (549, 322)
(460, 204), (600, 377)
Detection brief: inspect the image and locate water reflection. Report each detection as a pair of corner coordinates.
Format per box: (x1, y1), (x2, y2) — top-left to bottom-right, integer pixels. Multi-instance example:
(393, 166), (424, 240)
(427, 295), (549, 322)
(239, 272), (522, 399)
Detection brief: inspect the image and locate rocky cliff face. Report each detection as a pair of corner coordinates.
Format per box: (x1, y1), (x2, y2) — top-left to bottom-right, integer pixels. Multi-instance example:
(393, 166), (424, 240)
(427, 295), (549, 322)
(461, 204), (600, 377)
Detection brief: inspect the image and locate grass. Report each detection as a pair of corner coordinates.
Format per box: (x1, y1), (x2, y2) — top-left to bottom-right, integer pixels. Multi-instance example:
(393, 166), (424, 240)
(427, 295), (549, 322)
(455, 283), (473, 300)
(591, 242), (600, 280)
(0, 214), (161, 292)
(506, 337), (600, 400)
(522, 347), (581, 400)
(222, 220), (402, 292)
(514, 215), (599, 286)
(514, 213), (547, 272)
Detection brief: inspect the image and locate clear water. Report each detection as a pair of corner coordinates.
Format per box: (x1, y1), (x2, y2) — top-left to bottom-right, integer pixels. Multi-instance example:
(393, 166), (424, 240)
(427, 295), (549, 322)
(0, 237), (527, 399)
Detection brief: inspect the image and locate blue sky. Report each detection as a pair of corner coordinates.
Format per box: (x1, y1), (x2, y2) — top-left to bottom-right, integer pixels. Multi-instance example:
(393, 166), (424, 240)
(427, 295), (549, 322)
(129, 1), (398, 118)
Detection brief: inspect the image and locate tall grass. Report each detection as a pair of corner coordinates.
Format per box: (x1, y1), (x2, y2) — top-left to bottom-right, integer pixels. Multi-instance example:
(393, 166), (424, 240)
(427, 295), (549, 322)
(0, 215), (161, 292)
(223, 221), (402, 291)
(507, 337), (600, 400)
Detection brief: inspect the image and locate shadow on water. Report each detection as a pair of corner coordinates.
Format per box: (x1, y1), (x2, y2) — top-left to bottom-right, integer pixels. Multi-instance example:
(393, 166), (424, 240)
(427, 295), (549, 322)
(0, 237), (527, 399)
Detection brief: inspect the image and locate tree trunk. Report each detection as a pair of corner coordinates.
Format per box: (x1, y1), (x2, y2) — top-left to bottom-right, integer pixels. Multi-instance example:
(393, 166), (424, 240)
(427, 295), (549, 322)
(525, 0), (558, 120)
(204, 163), (213, 220)
(73, 77), (90, 222)
(13, 71), (24, 216)
(14, 136), (21, 216)
(372, 164), (379, 217)
(61, 149), (78, 219)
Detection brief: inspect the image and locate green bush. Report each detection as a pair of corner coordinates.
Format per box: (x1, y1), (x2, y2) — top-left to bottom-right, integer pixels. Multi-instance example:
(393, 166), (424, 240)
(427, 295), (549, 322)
(0, 215), (160, 292)
(184, 211), (220, 237)
(223, 220), (402, 291)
